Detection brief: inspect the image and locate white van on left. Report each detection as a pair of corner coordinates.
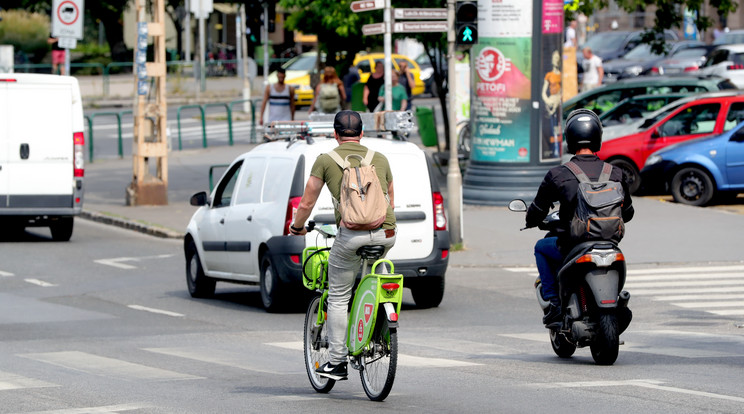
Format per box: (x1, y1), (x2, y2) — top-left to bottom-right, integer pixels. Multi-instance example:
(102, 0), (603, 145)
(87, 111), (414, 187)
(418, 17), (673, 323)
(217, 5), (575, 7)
(0, 74), (85, 241)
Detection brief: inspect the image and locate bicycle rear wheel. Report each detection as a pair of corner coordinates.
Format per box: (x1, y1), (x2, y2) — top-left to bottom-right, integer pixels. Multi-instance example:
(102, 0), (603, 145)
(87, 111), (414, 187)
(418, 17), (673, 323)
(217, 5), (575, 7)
(360, 321), (397, 401)
(304, 295), (335, 393)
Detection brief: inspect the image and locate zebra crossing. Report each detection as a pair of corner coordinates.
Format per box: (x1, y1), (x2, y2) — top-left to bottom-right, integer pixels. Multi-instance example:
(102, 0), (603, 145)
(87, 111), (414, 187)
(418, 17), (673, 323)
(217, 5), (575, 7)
(505, 263), (744, 317)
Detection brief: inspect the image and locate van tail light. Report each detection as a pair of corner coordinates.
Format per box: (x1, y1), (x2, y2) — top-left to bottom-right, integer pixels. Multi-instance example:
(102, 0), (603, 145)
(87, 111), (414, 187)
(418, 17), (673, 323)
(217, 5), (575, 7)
(684, 65), (699, 72)
(73, 132), (85, 177)
(651, 67), (660, 74)
(432, 191), (447, 231)
(284, 196), (302, 235)
(727, 64), (744, 70)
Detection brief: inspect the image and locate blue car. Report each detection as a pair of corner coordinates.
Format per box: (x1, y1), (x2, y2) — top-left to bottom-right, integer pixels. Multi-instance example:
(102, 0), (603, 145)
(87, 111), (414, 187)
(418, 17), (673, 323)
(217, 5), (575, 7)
(641, 121), (744, 206)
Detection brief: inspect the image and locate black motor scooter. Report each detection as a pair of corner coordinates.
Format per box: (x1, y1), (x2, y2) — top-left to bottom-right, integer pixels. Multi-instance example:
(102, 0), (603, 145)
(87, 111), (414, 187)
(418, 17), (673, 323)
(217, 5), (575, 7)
(509, 199), (632, 365)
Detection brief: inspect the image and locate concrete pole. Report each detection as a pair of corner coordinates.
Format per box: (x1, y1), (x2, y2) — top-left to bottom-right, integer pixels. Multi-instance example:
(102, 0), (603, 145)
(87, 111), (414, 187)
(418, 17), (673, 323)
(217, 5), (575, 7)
(263, 4), (269, 86)
(239, 5), (251, 113)
(447, 0), (463, 245)
(198, 0), (206, 92)
(64, 46), (70, 76)
(184, 0), (191, 62)
(383, 0), (392, 110)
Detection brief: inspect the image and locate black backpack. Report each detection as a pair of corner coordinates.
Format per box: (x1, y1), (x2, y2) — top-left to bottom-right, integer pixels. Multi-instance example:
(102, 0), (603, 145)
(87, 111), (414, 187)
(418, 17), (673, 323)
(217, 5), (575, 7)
(565, 161), (625, 243)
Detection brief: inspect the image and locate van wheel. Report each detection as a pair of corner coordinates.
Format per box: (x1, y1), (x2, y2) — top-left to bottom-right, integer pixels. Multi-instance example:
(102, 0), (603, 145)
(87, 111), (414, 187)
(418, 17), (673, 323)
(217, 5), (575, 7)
(186, 240), (216, 298)
(260, 255), (286, 312)
(411, 276), (445, 309)
(50, 217), (74, 241)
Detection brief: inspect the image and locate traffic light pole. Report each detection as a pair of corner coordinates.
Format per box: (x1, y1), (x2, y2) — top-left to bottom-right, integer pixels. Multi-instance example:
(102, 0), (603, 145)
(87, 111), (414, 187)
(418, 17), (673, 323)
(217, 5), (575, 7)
(447, 0), (463, 245)
(383, 0), (392, 111)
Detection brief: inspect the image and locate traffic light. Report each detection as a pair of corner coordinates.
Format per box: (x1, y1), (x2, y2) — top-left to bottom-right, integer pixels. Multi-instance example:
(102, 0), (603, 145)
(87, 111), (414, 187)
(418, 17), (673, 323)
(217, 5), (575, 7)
(455, 1), (478, 46)
(267, 1), (276, 33)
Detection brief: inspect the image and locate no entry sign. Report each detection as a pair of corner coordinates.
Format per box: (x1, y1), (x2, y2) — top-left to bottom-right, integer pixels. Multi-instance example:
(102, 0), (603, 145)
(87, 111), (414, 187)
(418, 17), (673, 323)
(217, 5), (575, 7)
(52, 0), (85, 40)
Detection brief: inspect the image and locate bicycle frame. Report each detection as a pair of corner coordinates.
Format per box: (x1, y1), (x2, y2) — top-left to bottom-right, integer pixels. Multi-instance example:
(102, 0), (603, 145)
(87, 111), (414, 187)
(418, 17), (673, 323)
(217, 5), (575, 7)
(303, 248), (403, 357)
(347, 259), (403, 355)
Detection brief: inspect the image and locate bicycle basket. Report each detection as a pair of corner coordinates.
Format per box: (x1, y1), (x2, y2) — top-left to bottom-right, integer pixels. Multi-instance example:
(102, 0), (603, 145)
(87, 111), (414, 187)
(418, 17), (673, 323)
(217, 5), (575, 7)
(301, 247), (330, 290)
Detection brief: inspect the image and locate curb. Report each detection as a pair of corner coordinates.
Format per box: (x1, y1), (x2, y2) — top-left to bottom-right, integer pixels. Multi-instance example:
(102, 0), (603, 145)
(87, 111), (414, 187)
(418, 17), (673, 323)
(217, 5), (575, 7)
(80, 210), (184, 240)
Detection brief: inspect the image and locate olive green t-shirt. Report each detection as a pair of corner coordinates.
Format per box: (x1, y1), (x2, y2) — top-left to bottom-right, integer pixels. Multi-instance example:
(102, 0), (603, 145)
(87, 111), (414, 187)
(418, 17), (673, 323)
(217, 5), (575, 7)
(310, 142), (396, 230)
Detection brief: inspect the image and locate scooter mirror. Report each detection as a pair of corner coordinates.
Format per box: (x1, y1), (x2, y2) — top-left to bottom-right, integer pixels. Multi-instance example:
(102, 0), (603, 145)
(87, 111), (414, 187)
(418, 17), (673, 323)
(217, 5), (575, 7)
(508, 199), (527, 212)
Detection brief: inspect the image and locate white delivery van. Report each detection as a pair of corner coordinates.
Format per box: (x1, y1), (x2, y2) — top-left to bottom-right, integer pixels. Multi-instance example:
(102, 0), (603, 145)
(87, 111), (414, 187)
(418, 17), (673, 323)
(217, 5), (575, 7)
(0, 74), (85, 241)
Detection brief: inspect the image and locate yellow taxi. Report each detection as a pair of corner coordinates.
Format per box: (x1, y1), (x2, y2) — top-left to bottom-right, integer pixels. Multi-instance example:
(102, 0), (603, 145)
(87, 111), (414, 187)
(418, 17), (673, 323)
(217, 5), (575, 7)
(352, 53), (425, 96)
(267, 52), (323, 106)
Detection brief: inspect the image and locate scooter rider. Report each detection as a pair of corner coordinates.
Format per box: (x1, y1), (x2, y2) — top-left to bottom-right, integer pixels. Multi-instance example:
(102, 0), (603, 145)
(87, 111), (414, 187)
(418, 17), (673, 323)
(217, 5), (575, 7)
(526, 109), (635, 325)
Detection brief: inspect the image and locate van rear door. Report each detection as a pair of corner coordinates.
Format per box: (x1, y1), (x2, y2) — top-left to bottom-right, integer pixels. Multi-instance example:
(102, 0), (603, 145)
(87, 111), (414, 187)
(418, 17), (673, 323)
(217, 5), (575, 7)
(0, 81), (8, 206)
(385, 150), (434, 261)
(5, 79), (74, 207)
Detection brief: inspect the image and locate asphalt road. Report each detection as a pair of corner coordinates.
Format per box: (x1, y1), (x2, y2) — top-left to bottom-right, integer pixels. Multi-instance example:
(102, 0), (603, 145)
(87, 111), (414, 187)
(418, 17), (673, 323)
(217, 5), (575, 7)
(1, 209), (743, 413)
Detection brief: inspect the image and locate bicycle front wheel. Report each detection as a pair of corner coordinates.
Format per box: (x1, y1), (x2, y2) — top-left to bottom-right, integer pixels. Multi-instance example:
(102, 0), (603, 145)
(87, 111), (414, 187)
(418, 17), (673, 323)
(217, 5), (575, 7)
(360, 322), (398, 401)
(304, 295), (335, 393)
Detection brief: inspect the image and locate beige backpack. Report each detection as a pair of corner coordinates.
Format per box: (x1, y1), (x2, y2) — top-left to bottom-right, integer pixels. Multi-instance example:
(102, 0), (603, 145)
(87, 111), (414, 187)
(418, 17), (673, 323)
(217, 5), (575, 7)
(327, 149), (388, 230)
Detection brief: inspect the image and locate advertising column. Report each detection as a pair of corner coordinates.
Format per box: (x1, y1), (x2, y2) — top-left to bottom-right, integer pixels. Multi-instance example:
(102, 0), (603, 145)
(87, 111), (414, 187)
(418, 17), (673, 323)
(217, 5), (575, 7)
(463, 0), (563, 205)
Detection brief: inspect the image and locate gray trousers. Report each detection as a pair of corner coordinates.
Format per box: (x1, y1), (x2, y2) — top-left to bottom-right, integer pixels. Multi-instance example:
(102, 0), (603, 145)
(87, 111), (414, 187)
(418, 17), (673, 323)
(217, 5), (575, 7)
(327, 226), (396, 364)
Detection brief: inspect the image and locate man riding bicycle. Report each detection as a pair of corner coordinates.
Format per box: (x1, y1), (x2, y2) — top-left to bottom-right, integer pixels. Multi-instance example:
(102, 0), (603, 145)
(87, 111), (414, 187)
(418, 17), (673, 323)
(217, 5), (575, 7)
(290, 110), (397, 380)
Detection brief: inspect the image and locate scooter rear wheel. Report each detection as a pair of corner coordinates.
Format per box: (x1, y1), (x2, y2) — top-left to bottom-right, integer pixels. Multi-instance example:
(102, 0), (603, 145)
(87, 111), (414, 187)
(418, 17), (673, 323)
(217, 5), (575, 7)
(550, 329), (576, 358)
(591, 312), (619, 365)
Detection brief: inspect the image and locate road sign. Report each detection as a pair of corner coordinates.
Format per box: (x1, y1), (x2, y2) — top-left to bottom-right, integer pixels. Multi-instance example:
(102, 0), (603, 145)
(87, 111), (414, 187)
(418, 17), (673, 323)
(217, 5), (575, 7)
(350, 0), (384, 13)
(51, 0), (84, 39)
(57, 37), (77, 49)
(392, 8), (447, 20)
(393, 21), (448, 33)
(190, 0), (213, 19)
(362, 23), (385, 36)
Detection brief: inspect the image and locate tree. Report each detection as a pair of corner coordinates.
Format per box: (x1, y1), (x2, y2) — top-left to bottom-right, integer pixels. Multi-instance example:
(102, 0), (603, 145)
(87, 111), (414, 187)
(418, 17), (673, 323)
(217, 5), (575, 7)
(566, 0), (739, 53)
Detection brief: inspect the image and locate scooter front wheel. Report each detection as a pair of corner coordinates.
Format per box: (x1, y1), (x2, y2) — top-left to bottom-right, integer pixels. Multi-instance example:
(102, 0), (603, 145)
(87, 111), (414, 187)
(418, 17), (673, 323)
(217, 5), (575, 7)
(550, 329), (576, 358)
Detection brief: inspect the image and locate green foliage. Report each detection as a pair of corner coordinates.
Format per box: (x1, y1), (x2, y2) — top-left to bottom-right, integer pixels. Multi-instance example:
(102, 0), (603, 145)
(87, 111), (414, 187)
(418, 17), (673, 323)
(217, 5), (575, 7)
(0, 9), (51, 63)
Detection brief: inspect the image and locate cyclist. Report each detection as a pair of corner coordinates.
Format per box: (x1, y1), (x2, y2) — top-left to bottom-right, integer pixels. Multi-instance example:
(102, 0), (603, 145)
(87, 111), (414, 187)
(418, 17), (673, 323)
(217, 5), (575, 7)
(290, 110), (397, 380)
(526, 109), (634, 325)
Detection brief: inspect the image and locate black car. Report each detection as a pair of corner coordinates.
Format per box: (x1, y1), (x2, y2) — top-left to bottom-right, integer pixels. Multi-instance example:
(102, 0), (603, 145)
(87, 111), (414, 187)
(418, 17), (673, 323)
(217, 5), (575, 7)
(603, 41), (706, 82)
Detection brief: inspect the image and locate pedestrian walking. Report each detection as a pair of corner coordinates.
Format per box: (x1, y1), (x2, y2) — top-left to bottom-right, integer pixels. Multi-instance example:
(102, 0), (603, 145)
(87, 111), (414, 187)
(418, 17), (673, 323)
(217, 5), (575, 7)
(48, 36), (66, 75)
(397, 61), (415, 110)
(581, 47), (603, 92)
(310, 66), (345, 114)
(564, 20), (578, 48)
(259, 67), (295, 125)
(377, 71), (408, 111)
(363, 63), (385, 112)
(342, 65), (360, 110)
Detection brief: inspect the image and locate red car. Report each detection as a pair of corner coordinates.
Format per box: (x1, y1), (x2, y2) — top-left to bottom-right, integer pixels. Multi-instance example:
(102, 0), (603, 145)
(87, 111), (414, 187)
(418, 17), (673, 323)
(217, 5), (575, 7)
(597, 91), (744, 193)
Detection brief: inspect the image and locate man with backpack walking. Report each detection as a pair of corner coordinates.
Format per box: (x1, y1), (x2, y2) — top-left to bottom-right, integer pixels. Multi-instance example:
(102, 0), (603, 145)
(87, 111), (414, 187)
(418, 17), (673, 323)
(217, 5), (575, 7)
(289, 110), (396, 380)
(525, 109), (634, 325)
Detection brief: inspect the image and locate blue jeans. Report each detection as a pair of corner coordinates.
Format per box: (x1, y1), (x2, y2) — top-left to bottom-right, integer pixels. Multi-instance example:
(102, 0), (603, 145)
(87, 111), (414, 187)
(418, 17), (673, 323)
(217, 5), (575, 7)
(534, 237), (563, 303)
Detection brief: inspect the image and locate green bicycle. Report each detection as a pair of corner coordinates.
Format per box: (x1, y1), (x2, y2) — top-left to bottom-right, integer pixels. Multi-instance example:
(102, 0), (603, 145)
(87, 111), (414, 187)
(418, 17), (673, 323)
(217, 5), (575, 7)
(301, 222), (403, 401)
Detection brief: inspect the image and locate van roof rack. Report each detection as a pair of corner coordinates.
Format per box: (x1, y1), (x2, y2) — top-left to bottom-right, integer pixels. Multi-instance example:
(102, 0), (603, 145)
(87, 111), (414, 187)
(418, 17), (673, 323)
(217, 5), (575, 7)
(263, 111), (414, 145)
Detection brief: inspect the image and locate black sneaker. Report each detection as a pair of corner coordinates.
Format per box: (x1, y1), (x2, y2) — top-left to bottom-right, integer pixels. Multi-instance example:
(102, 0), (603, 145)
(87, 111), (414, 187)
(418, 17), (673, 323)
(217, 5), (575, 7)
(542, 303), (562, 326)
(316, 362), (348, 380)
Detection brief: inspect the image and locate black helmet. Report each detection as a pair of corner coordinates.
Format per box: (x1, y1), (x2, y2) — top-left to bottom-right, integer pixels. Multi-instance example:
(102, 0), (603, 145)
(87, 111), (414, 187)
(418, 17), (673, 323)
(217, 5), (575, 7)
(565, 109), (602, 154)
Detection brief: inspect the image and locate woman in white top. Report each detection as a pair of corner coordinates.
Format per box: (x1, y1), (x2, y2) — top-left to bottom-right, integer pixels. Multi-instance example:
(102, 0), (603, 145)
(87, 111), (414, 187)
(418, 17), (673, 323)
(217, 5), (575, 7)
(260, 67), (295, 125)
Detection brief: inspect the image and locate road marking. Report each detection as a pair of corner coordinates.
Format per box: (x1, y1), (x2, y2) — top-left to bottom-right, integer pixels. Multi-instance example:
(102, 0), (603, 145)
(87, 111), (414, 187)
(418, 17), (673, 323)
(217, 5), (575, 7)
(655, 293), (744, 301)
(20, 351), (202, 381)
(709, 308), (744, 316)
(25, 404), (151, 413)
(266, 341), (480, 368)
(94, 254), (174, 270)
(144, 347), (302, 375)
(128, 305), (184, 318)
(628, 265), (744, 275)
(631, 286), (744, 295)
(671, 301), (744, 308)
(0, 370), (57, 390)
(629, 272), (742, 282)
(24, 278), (56, 287)
(625, 279), (744, 288)
(0, 270), (14, 277)
(542, 379), (744, 403)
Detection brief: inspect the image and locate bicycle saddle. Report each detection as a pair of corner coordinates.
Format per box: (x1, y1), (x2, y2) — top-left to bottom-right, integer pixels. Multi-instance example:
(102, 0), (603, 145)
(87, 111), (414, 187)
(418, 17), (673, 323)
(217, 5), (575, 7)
(356, 245), (386, 260)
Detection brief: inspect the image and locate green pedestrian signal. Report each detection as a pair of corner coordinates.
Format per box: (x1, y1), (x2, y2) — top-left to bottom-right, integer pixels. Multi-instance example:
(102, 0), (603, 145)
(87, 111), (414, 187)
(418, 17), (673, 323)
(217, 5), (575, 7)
(455, 1), (478, 46)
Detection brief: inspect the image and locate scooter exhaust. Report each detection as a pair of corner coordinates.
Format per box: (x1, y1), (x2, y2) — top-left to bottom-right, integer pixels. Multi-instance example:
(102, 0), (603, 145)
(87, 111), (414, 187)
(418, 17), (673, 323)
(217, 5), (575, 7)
(617, 290), (630, 308)
(616, 290), (632, 335)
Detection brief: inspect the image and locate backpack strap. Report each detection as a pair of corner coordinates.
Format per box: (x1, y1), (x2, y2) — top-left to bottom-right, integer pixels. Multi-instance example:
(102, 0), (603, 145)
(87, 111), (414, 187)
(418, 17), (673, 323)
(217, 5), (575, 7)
(564, 161), (591, 183)
(363, 149), (375, 166)
(599, 162), (613, 182)
(327, 150), (347, 168)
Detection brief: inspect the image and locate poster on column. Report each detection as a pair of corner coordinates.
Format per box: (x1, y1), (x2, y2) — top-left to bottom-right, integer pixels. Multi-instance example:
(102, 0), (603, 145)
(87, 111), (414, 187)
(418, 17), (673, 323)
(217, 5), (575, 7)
(471, 0), (532, 163)
(472, 38), (532, 163)
(540, 0), (564, 161)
